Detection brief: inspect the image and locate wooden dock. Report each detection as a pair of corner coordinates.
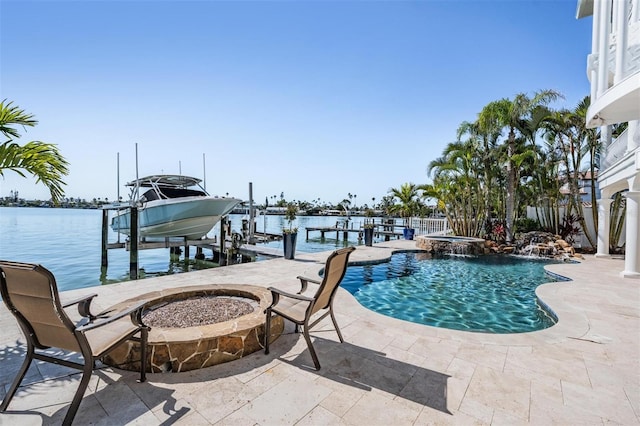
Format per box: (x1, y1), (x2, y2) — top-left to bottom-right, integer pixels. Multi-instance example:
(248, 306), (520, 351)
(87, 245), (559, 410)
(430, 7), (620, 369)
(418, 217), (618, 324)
(251, 231), (282, 243)
(305, 224), (403, 241)
(238, 245), (283, 258)
(109, 236), (284, 258)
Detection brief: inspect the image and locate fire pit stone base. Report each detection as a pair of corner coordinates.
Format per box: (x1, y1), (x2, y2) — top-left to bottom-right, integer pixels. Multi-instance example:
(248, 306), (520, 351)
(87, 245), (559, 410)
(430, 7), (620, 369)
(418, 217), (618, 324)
(101, 284), (283, 373)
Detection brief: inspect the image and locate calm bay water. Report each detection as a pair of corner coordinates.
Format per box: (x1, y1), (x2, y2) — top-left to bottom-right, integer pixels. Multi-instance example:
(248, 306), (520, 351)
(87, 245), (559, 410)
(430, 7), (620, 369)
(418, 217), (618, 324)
(0, 207), (372, 292)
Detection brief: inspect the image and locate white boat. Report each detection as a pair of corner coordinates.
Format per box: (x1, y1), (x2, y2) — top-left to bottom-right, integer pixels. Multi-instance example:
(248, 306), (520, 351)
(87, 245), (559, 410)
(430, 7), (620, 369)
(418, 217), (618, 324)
(111, 175), (242, 239)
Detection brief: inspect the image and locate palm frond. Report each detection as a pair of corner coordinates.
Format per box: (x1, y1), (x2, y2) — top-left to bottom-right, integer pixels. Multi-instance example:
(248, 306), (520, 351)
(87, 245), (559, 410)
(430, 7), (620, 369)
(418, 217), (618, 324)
(0, 99), (38, 140)
(0, 141), (69, 203)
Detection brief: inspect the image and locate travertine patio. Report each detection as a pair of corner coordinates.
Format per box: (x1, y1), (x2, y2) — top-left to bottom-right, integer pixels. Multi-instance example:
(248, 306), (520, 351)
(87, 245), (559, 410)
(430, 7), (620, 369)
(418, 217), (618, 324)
(0, 239), (638, 425)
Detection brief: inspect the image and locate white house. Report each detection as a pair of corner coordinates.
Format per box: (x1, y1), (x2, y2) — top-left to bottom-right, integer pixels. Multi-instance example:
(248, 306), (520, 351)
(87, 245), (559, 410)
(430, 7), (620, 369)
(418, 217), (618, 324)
(577, 0), (640, 277)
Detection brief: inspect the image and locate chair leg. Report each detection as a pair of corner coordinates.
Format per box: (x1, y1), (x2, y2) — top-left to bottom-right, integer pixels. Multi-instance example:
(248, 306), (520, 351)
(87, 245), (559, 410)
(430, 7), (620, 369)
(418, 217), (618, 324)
(264, 308), (271, 354)
(0, 343), (34, 412)
(62, 360), (93, 426)
(329, 306), (344, 343)
(139, 327), (148, 383)
(302, 325), (321, 370)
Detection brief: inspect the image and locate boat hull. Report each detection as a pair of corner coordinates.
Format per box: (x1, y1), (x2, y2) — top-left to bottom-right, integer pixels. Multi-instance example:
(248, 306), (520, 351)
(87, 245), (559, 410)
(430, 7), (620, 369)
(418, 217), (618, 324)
(111, 197), (241, 239)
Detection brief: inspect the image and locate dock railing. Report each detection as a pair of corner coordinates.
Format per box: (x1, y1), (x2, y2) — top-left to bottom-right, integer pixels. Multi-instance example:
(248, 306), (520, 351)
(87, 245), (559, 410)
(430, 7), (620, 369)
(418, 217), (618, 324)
(358, 217), (449, 236)
(410, 217), (450, 235)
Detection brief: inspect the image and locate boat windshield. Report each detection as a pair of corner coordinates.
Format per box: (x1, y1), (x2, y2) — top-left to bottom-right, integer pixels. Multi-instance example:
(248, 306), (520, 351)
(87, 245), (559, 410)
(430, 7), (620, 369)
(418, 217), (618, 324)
(140, 187), (207, 201)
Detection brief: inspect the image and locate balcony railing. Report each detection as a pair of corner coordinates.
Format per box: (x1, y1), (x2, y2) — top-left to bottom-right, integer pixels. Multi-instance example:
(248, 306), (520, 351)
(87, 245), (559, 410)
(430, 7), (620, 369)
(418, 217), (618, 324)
(587, 2), (640, 105)
(601, 127), (633, 169)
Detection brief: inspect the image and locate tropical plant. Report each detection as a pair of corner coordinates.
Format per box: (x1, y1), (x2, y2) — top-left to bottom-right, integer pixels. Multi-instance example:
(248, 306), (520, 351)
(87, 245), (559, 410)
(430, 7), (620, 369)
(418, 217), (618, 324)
(339, 198), (351, 214)
(530, 136), (564, 234)
(388, 183), (420, 227)
(515, 217), (540, 234)
(426, 139), (486, 237)
(490, 222), (506, 244)
(478, 90), (562, 243)
(0, 100), (69, 204)
(379, 195), (395, 214)
(609, 191), (626, 252)
(540, 96), (599, 248)
(456, 119), (501, 236)
(283, 202), (298, 233)
(558, 213), (583, 243)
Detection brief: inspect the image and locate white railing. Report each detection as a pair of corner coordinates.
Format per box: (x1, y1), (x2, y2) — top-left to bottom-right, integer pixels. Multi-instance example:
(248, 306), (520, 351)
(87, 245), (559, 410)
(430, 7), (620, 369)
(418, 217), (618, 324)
(357, 217), (449, 236)
(601, 127), (630, 169)
(410, 217), (450, 235)
(588, 2), (639, 104)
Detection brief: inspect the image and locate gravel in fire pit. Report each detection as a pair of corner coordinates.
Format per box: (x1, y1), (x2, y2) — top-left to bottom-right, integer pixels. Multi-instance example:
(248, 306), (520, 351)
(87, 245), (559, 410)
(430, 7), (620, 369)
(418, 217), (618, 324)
(143, 296), (258, 328)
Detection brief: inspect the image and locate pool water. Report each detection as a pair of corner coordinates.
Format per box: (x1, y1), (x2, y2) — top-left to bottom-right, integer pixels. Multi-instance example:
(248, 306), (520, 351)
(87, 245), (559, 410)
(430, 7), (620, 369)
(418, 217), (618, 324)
(340, 252), (566, 334)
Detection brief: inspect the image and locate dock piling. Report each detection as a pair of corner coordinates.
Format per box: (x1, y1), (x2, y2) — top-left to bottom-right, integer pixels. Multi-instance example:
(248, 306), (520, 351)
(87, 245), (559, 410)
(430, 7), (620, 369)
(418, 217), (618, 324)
(101, 209), (109, 267)
(219, 218), (226, 266)
(129, 206), (139, 280)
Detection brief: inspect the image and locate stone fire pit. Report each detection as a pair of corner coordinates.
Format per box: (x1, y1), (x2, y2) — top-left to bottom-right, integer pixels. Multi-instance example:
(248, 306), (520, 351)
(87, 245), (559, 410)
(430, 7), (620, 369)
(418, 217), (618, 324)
(102, 284), (284, 373)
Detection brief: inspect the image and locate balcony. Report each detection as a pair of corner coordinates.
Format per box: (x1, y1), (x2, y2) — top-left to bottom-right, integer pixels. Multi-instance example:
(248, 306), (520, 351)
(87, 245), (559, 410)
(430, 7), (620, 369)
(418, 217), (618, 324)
(601, 127), (632, 169)
(587, 70), (640, 127)
(580, 0), (640, 127)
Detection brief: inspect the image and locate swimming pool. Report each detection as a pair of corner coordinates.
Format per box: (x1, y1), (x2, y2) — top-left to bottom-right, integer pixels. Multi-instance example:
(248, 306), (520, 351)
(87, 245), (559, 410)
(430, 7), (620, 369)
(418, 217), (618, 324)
(340, 251), (567, 334)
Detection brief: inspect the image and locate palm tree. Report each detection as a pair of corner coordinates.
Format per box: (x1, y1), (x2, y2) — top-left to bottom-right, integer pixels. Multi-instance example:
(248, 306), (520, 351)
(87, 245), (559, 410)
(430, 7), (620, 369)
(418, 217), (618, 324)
(388, 183), (420, 227)
(427, 140), (485, 237)
(0, 100), (69, 204)
(379, 195), (395, 215)
(574, 96), (601, 247)
(542, 97), (599, 248)
(457, 119), (502, 236)
(478, 90), (561, 243)
(529, 136), (563, 233)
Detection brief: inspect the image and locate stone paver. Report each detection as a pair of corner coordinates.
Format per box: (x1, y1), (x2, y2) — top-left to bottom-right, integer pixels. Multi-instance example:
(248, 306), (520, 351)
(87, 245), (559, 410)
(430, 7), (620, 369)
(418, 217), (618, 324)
(0, 239), (638, 425)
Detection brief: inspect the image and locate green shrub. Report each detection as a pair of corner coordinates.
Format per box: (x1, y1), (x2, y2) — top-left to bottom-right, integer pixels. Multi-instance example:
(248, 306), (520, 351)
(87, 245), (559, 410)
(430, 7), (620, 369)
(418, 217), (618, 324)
(515, 217), (540, 233)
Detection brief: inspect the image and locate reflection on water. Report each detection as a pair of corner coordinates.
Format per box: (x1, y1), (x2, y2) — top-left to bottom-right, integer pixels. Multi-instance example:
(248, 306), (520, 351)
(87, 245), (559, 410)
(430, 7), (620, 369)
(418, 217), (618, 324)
(98, 257), (221, 285)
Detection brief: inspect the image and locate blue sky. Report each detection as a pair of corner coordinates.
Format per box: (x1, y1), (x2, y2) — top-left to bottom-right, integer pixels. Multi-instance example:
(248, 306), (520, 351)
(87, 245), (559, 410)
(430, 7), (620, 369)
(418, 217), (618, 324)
(1, 0), (592, 207)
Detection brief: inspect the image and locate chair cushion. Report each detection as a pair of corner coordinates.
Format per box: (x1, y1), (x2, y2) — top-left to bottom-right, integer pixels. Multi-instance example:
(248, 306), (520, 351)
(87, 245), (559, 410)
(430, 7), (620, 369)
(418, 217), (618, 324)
(84, 315), (141, 357)
(272, 297), (311, 324)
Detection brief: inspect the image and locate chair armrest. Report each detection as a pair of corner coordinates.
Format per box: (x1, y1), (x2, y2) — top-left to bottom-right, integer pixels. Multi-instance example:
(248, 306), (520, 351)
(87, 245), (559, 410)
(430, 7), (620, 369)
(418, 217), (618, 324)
(62, 293), (97, 308)
(266, 286), (314, 312)
(62, 294), (98, 320)
(76, 300), (148, 333)
(297, 276), (321, 293)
